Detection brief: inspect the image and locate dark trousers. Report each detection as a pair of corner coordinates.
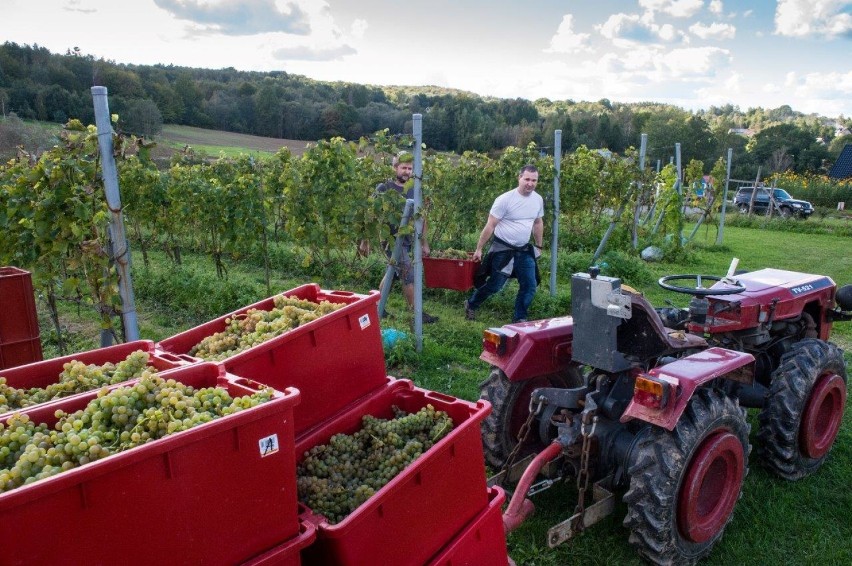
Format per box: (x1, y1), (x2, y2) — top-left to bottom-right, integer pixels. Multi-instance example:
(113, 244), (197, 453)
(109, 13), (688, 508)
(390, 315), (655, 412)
(468, 250), (536, 321)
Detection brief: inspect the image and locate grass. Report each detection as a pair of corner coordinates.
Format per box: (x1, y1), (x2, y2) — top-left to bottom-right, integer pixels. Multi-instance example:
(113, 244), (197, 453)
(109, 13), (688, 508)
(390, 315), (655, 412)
(23, 223), (852, 565)
(156, 124), (310, 158)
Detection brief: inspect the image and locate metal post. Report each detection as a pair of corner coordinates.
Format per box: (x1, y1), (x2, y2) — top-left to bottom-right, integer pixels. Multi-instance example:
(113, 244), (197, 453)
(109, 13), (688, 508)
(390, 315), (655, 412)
(674, 143), (682, 195)
(631, 133), (648, 248)
(91, 86), (139, 342)
(716, 148), (733, 245)
(378, 199), (414, 318)
(550, 130), (561, 297)
(412, 114), (424, 352)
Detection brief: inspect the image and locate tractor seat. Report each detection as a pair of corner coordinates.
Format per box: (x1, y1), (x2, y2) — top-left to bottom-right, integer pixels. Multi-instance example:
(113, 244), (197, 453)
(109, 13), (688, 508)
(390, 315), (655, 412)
(618, 291), (707, 360)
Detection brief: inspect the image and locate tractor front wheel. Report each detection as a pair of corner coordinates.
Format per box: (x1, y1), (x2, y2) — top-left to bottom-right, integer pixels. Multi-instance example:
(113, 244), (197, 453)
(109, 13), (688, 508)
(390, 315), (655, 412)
(757, 339), (847, 480)
(479, 366), (581, 470)
(624, 388), (750, 565)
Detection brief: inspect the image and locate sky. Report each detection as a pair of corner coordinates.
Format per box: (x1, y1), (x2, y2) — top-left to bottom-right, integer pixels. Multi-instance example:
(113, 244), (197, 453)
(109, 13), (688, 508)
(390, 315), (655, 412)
(3, 0), (851, 118)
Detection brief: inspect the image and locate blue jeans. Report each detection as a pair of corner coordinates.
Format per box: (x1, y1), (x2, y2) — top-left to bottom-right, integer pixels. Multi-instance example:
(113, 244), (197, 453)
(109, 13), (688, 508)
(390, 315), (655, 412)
(468, 251), (537, 321)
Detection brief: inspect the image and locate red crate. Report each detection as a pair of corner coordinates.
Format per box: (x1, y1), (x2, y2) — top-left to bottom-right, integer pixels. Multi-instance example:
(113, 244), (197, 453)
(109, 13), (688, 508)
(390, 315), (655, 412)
(423, 255), (480, 291)
(427, 486), (510, 566)
(243, 520), (316, 566)
(0, 266), (42, 369)
(0, 362), (301, 566)
(299, 379), (492, 566)
(0, 340), (189, 419)
(157, 284), (387, 435)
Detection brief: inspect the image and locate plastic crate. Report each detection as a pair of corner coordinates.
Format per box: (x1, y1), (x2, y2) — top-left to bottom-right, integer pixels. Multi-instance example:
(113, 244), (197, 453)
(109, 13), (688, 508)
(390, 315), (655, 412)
(0, 266), (42, 369)
(243, 520), (316, 566)
(0, 362), (301, 566)
(157, 284), (387, 435)
(427, 486), (509, 566)
(423, 255), (480, 291)
(299, 379), (492, 566)
(0, 340), (190, 418)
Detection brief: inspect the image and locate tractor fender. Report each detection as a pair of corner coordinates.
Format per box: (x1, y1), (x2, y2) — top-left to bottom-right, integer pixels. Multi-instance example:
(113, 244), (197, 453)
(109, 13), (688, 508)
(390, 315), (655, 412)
(621, 347), (755, 430)
(479, 317), (575, 382)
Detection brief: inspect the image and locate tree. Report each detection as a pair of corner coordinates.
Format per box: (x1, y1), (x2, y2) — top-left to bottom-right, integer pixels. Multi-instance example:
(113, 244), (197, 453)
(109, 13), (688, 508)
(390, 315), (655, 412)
(748, 123), (822, 173)
(123, 98), (163, 136)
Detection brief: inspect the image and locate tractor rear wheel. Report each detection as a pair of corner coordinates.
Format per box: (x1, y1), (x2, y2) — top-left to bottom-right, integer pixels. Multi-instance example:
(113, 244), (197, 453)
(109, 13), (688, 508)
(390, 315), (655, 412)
(479, 366), (582, 470)
(624, 388), (750, 565)
(757, 339), (847, 480)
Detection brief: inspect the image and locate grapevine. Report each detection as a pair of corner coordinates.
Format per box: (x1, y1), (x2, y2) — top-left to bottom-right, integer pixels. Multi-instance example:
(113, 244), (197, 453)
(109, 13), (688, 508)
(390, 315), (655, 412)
(0, 373), (274, 493)
(0, 351), (153, 413)
(189, 295), (345, 361)
(297, 404), (453, 523)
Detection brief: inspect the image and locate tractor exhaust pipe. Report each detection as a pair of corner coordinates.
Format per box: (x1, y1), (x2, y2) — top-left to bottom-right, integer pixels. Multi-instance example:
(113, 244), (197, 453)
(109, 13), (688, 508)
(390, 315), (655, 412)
(503, 441), (564, 533)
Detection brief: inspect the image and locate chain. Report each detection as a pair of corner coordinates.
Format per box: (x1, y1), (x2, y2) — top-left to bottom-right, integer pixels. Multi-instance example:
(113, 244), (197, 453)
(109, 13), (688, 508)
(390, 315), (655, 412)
(573, 413), (598, 532)
(499, 396), (544, 486)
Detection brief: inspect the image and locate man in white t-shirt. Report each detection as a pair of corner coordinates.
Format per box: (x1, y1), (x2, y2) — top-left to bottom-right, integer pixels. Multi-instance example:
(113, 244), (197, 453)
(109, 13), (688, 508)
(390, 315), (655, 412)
(465, 165), (544, 322)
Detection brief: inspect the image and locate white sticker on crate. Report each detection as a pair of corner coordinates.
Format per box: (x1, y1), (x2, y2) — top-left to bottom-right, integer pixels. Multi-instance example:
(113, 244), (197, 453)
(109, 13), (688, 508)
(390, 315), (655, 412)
(258, 434), (279, 457)
(358, 313), (371, 330)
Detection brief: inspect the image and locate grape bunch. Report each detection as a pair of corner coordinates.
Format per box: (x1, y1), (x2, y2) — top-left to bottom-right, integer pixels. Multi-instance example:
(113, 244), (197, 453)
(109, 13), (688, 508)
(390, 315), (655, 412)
(431, 248), (471, 260)
(297, 404), (454, 523)
(0, 350), (153, 413)
(189, 295), (345, 361)
(0, 373), (274, 494)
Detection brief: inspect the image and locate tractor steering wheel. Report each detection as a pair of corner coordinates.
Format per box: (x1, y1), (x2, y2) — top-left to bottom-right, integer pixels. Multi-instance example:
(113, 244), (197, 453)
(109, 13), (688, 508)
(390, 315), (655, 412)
(658, 274), (746, 296)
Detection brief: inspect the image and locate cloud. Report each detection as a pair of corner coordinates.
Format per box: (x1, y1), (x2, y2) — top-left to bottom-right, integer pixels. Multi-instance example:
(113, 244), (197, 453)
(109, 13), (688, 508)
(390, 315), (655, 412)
(62, 0), (96, 13)
(689, 21), (736, 39)
(350, 18), (368, 40)
(597, 12), (684, 46)
(708, 0), (724, 15)
(663, 46), (731, 78)
(774, 0), (852, 38)
(154, 0), (310, 36)
(639, 0), (704, 18)
(545, 14), (592, 53)
(272, 44), (355, 61)
(787, 69), (852, 98)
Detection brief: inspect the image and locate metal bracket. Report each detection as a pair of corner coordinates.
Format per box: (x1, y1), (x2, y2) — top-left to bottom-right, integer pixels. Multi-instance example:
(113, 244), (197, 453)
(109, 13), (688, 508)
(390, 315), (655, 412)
(547, 475), (615, 548)
(606, 292), (632, 319)
(487, 454), (563, 493)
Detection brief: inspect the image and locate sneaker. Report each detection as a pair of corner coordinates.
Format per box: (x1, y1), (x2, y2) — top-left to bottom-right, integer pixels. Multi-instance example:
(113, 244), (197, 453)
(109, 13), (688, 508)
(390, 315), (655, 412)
(422, 312), (439, 324)
(464, 300), (476, 321)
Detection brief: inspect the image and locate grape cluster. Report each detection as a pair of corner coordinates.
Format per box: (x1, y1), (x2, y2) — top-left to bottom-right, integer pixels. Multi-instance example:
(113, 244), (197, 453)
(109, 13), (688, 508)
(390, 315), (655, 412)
(0, 351), (153, 413)
(430, 248), (471, 260)
(189, 296), (345, 361)
(297, 404), (454, 523)
(0, 373), (274, 494)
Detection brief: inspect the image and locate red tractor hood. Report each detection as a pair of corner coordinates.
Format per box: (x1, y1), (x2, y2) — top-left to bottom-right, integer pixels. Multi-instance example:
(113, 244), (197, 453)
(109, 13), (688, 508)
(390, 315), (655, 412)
(690, 268), (836, 337)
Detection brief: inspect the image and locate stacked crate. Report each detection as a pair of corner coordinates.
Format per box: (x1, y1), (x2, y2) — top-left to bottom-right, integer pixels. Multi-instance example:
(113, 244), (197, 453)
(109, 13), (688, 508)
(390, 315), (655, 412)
(0, 267), (42, 370)
(1, 283), (510, 565)
(0, 362), (302, 565)
(155, 283), (510, 564)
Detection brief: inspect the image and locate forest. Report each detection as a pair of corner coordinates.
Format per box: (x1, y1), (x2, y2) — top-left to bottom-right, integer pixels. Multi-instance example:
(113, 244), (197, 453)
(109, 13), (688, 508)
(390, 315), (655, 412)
(2, 41), (851, 179)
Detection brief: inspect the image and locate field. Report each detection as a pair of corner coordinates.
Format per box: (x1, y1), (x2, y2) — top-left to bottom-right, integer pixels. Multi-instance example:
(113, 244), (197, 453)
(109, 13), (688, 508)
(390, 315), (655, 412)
(156, 124), (311, 157)
(22, 218), (852, 566)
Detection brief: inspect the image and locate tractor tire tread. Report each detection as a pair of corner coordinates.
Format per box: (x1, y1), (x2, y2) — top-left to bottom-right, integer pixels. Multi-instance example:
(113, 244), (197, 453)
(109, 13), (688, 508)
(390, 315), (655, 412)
(756, 338), (846, 480)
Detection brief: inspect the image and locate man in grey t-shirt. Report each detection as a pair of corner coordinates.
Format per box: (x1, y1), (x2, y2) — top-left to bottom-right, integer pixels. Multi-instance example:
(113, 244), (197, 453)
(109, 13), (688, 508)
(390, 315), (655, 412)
(465, 165), (544, 322)
(359, 151), (438, 323)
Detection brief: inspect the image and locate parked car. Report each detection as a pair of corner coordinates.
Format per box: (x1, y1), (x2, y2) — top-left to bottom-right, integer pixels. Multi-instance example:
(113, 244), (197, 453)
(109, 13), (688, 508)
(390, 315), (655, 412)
(733, 186), (814, 218)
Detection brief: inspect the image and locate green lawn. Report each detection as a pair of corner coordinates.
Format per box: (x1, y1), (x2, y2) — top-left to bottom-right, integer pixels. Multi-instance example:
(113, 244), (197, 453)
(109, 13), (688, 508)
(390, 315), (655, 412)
(30, 223), (852, 566)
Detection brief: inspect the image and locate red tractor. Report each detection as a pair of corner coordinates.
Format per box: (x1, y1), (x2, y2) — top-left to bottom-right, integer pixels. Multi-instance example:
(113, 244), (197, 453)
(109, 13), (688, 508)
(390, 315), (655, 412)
(480, 261), (851, 564)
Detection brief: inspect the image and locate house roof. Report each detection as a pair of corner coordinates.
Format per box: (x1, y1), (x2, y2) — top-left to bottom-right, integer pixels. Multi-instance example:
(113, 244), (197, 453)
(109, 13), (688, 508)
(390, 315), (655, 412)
(828, 144), (852, 180)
